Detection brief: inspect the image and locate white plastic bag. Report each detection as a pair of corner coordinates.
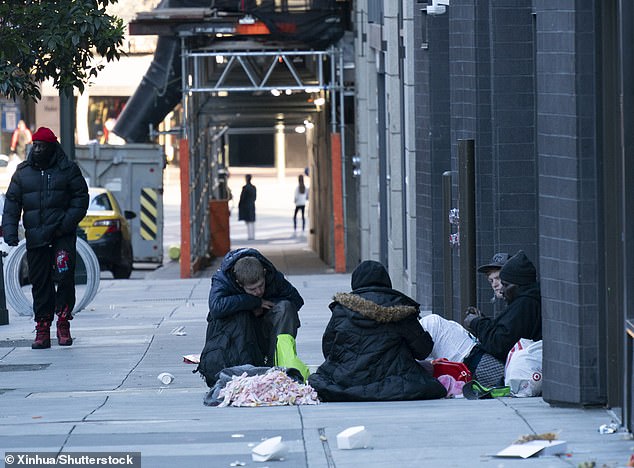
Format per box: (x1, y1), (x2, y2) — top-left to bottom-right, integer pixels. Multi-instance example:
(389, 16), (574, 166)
(504, 339), (543, 397)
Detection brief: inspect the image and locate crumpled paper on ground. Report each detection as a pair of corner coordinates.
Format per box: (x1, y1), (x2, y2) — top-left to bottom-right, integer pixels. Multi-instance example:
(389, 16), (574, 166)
(218, 368), (320, 407)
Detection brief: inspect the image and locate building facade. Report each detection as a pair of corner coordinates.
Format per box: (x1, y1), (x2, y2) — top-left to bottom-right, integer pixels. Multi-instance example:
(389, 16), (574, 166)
(354, 0), (634, 427)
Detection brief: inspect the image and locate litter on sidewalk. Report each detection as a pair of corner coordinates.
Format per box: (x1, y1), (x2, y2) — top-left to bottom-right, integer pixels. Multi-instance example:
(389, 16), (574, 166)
(170, 326), (187, 336)
(598, 422), (619, 434)
(495, 432), (566, 458)
(211, 367), (319, 407)
(251, 436), (288, 462)
(157, 372), (174, 385)
(336, 426), (371, 450)
(182, 354), (200, 364)
(495, 440), (567, 458)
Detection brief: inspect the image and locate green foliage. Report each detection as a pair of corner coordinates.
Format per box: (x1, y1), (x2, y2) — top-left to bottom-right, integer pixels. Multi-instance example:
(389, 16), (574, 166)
(0, 0), (125, 101)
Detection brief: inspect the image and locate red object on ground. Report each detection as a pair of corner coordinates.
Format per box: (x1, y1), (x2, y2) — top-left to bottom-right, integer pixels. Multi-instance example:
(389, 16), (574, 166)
(432, 358), (473, 382)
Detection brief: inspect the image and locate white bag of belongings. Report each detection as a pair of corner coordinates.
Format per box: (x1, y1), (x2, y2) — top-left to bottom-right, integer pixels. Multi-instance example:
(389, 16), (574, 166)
(505, 339), (543, 397)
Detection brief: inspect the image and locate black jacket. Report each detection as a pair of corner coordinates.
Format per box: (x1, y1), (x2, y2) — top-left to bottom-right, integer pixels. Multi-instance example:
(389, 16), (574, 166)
(237, 183), (256, 222)
(207, 248), (304, 320)
(2, 143), (88, 249)
(197, 248), (304, 386)
(470, 282), (542, 361)
(308, 263), (447, 402)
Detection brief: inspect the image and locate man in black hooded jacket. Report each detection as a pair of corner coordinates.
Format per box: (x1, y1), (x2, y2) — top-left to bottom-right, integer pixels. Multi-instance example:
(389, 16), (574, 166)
(197, 248), (309, 386)
(308, 260), (447, 401)
(2, 127), (89, 349)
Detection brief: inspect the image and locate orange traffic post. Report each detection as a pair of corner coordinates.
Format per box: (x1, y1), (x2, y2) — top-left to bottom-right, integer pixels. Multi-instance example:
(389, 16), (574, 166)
(331, 132), (346, 273)
(179, 139), (191, 278)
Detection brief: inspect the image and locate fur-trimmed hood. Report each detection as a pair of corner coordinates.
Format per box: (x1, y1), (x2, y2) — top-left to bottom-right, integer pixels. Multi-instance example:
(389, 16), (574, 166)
(333, 292), (419, 323)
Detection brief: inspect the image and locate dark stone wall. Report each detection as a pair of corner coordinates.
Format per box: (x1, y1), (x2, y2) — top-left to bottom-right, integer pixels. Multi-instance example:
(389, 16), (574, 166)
(410, 0), (618, 407)
(534, 1), (602, 405)
(416, 0), (538, 317)
(414, 6), (450, 313)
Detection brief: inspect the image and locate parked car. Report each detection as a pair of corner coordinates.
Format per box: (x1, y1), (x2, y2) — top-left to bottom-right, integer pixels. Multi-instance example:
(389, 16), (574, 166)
(79, 187), (136, 279)
(0, 153), (21, 193)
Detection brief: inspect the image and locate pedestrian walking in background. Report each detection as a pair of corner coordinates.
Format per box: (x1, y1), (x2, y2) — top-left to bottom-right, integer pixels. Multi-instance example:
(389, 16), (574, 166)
(10, 120), (32, 159)
(293, 174), (308, 233)
(196, 248), (309, 386)
(308, 260), (447, 401)
(2, 127), (89, 349)
(238, 174), (256, 240)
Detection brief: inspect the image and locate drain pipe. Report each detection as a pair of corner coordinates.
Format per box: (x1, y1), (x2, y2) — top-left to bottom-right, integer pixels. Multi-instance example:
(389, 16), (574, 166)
(458, 139), (477, 312)
(442, 171), (454, 320)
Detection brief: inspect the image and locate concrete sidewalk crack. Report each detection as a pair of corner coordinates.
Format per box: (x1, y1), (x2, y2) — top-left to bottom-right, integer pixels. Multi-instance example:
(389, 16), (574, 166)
(56, 396), (108, 454)
(297, 406), (309, 467)
(318, 427), (336, 468)
(112, 335), (155, 390)
(500, 398), (538, 435)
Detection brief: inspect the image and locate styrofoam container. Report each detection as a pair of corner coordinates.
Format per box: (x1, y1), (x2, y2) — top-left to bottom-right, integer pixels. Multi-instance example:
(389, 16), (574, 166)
(336, 426), (371, 450)
(251, 436), (289, 462)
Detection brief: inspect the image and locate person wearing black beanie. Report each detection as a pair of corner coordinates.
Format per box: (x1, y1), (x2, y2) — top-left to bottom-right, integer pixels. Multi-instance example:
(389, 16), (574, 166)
(419, 251), (542, 388)
(499, 250), (536, 286)
(463, 250), (542, 386)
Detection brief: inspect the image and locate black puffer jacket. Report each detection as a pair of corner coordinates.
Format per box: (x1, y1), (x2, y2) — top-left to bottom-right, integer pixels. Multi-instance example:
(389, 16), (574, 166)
(197, 248), (304, 386)
(2, 144), (88, 249)
(469, 283), (542, 361)
(207, 248), (303, 320)
(308, 261), (447, 402)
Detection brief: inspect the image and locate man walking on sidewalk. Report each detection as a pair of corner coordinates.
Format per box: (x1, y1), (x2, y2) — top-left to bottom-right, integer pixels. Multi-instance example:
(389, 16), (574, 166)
(2, 127), (89, 349)
(197, 248), (309, 386)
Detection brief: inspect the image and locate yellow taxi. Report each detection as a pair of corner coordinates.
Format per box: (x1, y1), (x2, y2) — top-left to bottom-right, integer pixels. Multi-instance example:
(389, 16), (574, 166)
(79, 187), (136, 279)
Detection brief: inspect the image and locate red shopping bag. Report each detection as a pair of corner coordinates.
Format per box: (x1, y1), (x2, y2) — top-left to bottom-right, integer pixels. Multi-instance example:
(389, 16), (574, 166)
(431, 358), (472, 382)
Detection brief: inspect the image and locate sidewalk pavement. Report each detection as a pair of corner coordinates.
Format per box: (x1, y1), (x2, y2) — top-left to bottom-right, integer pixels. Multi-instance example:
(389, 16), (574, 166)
(1, 183), (633, 467)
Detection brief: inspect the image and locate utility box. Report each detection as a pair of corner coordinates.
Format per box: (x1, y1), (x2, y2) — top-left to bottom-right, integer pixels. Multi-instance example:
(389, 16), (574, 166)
(75, 144), (165, 264)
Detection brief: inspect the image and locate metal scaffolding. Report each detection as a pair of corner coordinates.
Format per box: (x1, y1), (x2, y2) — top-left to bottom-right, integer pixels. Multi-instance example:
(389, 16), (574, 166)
(179, 42), (346, 275)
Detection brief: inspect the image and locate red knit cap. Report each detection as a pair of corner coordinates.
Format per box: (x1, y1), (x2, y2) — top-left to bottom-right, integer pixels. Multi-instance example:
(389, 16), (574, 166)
(31, 127), (58, 143)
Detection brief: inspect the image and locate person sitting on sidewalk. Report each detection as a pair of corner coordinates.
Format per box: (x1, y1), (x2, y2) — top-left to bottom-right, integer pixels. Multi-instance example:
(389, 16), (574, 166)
(421, 252), (510, 363)
(196, 248), (309, 386)
(308, 260), (447, 401)
(420, 251), (542, 387)
(478, 252), (511, 308)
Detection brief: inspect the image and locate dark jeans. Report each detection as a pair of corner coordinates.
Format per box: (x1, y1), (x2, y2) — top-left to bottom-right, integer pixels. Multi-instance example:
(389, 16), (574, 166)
(256, 300), (301, 360)
(27, 235), (77, 322)
(293, 205), (305, 230)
